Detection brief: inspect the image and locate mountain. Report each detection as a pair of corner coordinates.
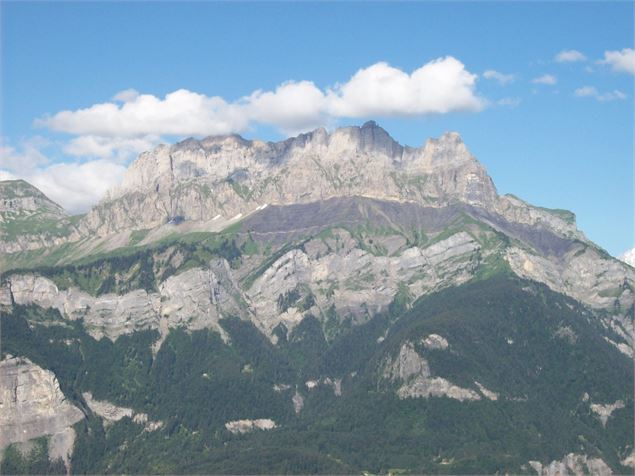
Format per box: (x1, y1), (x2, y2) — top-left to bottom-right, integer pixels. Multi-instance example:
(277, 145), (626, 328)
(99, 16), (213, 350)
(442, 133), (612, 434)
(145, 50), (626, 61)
(0, 123), (633, 475)
(0, 180), (81, 254)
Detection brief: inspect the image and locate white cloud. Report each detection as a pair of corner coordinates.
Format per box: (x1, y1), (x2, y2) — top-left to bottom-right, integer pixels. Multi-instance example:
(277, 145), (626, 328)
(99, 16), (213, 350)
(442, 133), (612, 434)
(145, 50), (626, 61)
(0, 137), (50, 173)
(1, 158), (126, 213)
(1, 139), (126, 212)
(38, 89), (249, 138)
(496, 97), (521, 107)
(326, 57), (484, 117)
(600, 48), (635, 75)
(112, 88), (140, 102)
(532, 74), (557, 85)
(0, 170), (17, 181)
(63, 134), (160, 161)
(620, 247), (635, 267)
(555, 50), (586, 63)
(483, 70), (515, 85)
(243, 80), (328, 134)
(38, 56), (484, 142)
(574, 86), (598, 97)
(574, 86), (627, 102)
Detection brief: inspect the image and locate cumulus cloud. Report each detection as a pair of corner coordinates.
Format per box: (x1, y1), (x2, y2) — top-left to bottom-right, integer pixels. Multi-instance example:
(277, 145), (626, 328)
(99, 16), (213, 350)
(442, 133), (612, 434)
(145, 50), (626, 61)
(63, 134), (160, 161)
(532, 74), (557, 85)
(39, 56), (484, 141)
(29, 160), (126, 213)
(1, 159), (126, 213)
(574, 86), (627, 102)
(1, 139), (126, 213)
(0, 137), (50, 172)
(555, 50), (586, 63)
(600, 48), (635, 75)
(38, 89), (249, 138)
(483, 70), (515, 85)
(0, 170), (17, 181)
(243, 80), (328, 134)
(326, 57), (484, 117)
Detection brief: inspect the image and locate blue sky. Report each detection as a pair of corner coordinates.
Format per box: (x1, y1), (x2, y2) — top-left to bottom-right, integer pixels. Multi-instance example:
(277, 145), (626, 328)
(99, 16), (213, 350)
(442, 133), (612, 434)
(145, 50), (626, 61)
(1, 2), (633, 256)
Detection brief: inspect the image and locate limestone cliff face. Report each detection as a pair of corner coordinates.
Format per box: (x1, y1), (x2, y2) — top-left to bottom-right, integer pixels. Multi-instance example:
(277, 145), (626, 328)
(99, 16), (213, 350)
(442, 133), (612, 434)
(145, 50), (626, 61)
(246, 230), (480, 340)
(78, 123), (504, 236)
(0, 356), (83, 464)
(0, 231), (479, 343)
(1, 258), (250, 342)
(528, 453), (613, 476)
(383, 342), (493, 402)
(506, 245), (635, 352)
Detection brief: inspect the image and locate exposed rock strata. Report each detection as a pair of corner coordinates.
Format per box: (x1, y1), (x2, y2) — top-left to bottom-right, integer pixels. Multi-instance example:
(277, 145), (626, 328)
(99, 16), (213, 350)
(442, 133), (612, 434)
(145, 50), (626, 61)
(0, 356), (83, 466)
(224, 419), (276, 434)
(1, 259), (249, 342)
(384, 342), (481, 401)
(528, 453), (612, 476)
(82, 125), (500, 237)
(82, 392), (162, 431)
(246, 231), (480, 339)
(421, 334), (449, 350)
(589, 400), (625, 427)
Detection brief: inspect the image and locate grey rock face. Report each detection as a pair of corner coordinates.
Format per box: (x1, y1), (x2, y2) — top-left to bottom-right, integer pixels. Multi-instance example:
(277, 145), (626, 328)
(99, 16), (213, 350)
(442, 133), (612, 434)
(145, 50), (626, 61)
(82, 392), (162, 431)
(506, 245), (635, 351)
(589, 400), (625, 427)
(421, 334), (449, 350)
(384, 342), (481, 401)
(2, 260), (249, 343)
(224, 419), (276, 434)
(528, 453), (613, 476)
(79, 125), (500, 237)
(246, 230), (480, 340)
(0, 356), (83, 457)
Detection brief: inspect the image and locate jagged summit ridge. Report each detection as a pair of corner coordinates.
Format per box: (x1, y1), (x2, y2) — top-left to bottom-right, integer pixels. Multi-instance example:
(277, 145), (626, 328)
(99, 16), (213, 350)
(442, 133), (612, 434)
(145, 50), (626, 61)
(110, 121), (474, 200)
(85, 123), (500, 236)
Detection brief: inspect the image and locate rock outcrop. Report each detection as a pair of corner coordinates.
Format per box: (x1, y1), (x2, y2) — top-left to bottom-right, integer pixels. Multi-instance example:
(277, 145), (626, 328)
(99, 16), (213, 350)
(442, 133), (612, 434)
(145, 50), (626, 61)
(246, 230), (480, 339)
(0, 356), (83, 466)
(1, 259), (249, 343)
(384, 342), (482, 401)
(589, 400), (625, 427)
(82, 392), (162, 431)
(224, 419), (276, 434)
(528, 453), (613, 476)
(506, 245), (635, 350)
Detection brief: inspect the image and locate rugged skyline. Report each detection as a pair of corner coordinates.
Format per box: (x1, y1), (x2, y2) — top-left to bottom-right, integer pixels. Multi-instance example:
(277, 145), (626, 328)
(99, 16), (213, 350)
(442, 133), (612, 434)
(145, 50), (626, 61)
(1, 2), (633, 256)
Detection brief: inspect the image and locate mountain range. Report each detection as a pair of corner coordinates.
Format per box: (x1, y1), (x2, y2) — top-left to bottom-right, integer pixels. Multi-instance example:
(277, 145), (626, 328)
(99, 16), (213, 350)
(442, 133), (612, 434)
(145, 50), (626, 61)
(0, 122), (633, 475)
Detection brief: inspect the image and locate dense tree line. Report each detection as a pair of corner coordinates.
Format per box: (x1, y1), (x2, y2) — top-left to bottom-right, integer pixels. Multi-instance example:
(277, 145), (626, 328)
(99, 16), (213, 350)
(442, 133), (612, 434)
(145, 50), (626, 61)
(1, 276), (633, 474)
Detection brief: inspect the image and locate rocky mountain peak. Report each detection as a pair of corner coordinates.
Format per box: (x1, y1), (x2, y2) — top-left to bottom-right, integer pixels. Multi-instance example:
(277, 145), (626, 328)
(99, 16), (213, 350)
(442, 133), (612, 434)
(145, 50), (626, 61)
(0, 179), (66, 216)
(420, 131), (472, 168)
